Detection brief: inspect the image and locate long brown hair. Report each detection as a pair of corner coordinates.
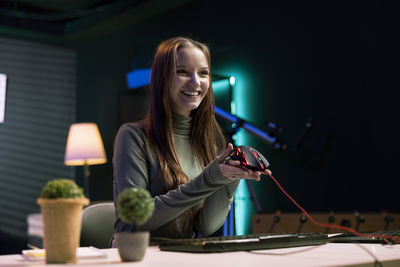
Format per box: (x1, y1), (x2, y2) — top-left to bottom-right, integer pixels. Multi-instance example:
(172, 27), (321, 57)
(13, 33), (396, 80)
(145, 36), (226, 190)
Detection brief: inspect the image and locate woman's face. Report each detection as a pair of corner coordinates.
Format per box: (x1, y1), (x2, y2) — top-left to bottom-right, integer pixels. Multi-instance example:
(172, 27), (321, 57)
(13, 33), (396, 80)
(169, 45), (210, 117)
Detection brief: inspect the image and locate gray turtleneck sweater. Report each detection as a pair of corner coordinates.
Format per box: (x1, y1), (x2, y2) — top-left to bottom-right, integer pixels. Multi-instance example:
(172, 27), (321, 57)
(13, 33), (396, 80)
(113, 113), (240, 239)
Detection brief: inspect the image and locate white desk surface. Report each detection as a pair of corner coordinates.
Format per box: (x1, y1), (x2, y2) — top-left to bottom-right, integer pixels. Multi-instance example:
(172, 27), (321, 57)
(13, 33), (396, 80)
(0, 243), (400, 267)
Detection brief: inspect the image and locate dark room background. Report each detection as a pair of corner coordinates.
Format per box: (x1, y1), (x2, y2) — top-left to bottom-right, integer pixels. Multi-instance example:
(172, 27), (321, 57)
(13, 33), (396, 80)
(0, 0), (399, 241)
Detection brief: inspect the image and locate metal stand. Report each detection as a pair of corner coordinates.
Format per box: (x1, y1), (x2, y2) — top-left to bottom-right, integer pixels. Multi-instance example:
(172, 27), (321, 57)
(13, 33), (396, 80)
(83, 161), (90, 198)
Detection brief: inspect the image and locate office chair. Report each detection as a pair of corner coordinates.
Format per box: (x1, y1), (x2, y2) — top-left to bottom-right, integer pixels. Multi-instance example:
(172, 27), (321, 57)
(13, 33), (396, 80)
(80, 201), (115, 248)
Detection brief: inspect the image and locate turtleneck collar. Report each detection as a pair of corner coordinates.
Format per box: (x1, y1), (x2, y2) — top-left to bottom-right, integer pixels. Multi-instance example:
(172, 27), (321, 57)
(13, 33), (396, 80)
(172, 112), (192, 137)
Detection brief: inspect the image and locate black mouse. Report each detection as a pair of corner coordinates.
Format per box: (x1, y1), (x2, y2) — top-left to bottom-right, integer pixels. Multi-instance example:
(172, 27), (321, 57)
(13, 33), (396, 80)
(226, 146), (270, 173)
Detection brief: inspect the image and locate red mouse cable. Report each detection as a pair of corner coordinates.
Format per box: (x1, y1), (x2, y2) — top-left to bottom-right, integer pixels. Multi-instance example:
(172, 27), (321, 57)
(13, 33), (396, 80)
(264, 171), (400, 244)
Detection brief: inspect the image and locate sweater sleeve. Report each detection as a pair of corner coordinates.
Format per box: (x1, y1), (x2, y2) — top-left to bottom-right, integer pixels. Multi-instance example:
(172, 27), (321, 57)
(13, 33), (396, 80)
(195, 180), (240, 236)
(113, 124), (232, 233)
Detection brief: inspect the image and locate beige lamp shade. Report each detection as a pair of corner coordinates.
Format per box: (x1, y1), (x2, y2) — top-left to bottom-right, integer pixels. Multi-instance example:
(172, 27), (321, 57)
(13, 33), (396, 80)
(64, 123), (107, 166)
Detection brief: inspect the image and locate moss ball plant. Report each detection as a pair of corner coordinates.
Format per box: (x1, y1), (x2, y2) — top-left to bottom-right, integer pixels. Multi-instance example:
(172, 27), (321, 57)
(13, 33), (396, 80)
(117, 187), (155, 228)
(40, 179), (84, 199)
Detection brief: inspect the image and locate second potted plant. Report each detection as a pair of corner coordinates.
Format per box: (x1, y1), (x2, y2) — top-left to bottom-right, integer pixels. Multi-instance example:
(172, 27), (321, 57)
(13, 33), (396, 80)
(116, 187), (155, 262)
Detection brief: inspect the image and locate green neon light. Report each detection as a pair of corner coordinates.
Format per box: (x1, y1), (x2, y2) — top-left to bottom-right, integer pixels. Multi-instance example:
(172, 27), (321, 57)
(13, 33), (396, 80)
(230, 101), (236, 115)
(213, 71), (253, 236)
(212, 79), (230, 94)
(230, 72), (253, 236)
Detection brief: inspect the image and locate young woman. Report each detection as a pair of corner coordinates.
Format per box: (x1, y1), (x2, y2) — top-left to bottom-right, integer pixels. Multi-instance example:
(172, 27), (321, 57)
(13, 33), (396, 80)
(113, 36), (266, 240)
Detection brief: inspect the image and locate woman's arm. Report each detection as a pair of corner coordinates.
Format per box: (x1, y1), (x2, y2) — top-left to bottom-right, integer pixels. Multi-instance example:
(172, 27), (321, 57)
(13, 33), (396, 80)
(195, 180), (240, 236)
(194, 143), (264, 236)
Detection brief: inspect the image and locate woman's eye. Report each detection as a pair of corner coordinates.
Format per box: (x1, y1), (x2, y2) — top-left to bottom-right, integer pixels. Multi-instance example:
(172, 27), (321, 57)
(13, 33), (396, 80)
(176, 69), (186, 74)
(200, 71), (209, 76)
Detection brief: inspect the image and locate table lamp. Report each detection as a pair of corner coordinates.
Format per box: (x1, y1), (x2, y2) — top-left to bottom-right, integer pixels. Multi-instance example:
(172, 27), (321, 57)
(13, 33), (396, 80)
(64, 122), (107, 197)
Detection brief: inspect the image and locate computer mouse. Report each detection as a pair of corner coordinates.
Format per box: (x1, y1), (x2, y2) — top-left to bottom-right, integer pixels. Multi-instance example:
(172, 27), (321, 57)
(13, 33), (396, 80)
(226, 146), (270, 173)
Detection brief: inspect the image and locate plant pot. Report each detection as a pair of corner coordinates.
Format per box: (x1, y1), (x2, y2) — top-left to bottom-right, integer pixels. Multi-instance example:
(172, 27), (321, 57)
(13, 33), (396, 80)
(37, 197), (89, 264)
(115, 231), (149, 262)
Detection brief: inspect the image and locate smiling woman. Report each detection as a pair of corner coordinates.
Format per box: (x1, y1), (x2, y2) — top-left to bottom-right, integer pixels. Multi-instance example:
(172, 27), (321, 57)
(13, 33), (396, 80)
(112, 36), (263, 243)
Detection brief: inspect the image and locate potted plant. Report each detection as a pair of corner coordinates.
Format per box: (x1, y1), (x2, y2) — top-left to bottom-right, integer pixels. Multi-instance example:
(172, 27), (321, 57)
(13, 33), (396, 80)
(116, 187), (155, 262)
(37, 179), (89, 263)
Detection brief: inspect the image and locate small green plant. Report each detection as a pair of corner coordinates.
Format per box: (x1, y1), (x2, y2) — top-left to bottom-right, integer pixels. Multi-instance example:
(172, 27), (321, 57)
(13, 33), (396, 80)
(118, 187), (155, 229)
(40, 179), (84, 199)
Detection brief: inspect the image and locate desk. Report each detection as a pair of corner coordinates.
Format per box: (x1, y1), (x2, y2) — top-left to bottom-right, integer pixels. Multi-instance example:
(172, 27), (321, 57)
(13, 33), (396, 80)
(0, 243), (400, 267)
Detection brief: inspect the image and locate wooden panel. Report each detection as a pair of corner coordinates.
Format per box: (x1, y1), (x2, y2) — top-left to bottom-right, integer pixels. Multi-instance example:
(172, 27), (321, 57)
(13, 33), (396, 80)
(252, 212), (400, 234)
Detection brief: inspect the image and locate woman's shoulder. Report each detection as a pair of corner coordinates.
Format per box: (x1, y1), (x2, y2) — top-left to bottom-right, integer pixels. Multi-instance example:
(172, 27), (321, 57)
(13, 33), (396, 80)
(119, 119), (147, 133)
(116, 121), (147, 143)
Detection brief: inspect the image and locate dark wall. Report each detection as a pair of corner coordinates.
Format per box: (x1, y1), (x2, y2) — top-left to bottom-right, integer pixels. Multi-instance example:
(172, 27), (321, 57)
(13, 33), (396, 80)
(75, 2), (400, 214)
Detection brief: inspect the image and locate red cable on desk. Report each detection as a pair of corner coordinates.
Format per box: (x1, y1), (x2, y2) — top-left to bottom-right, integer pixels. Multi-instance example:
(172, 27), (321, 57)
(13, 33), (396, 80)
(265, 171), (400, 244)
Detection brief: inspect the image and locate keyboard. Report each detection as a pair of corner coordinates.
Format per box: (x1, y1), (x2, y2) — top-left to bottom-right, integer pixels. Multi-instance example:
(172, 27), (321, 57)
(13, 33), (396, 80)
(158, 232), (328, 253)
(329, 230), (400, 244)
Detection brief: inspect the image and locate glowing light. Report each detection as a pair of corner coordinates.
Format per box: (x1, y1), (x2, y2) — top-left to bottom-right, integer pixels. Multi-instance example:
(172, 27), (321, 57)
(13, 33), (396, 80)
(126, 68), (151, 89)
(230, 76), (236, 85)
(234, 179), (255, 235)
(0, 74), (6, 123)
(230, 101), (236, 114)
(212, 79), (230, 93)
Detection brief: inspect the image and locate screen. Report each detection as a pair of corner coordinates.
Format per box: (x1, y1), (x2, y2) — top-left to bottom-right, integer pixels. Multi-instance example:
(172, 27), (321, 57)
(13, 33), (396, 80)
(0, 73), (7, 123)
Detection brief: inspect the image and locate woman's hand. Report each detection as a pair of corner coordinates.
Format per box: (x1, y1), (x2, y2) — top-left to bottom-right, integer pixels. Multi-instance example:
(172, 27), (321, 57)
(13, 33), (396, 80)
(218, 143), (271, 181)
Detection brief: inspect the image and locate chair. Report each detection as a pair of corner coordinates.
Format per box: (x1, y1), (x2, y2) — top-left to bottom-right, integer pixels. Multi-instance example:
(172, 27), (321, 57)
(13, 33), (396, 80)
(80, 201), (115, 248)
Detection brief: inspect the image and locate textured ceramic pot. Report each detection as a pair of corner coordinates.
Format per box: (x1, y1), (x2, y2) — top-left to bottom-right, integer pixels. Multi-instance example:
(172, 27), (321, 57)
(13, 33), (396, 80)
(37, 197), (89, 263)
(116, 231), (149, 262)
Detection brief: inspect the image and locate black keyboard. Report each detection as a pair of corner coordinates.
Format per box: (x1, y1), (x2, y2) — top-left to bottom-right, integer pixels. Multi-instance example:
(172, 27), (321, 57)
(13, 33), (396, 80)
(329, 230), (400, 244)
(158, 232), (328, 253)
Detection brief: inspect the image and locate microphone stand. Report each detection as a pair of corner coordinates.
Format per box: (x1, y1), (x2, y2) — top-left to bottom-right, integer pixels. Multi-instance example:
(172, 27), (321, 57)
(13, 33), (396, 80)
(215, 107), (287, 150)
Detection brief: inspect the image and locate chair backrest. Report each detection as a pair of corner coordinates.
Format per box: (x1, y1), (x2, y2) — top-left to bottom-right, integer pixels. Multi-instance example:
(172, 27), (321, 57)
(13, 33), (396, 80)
(80, 201), (115, 248)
